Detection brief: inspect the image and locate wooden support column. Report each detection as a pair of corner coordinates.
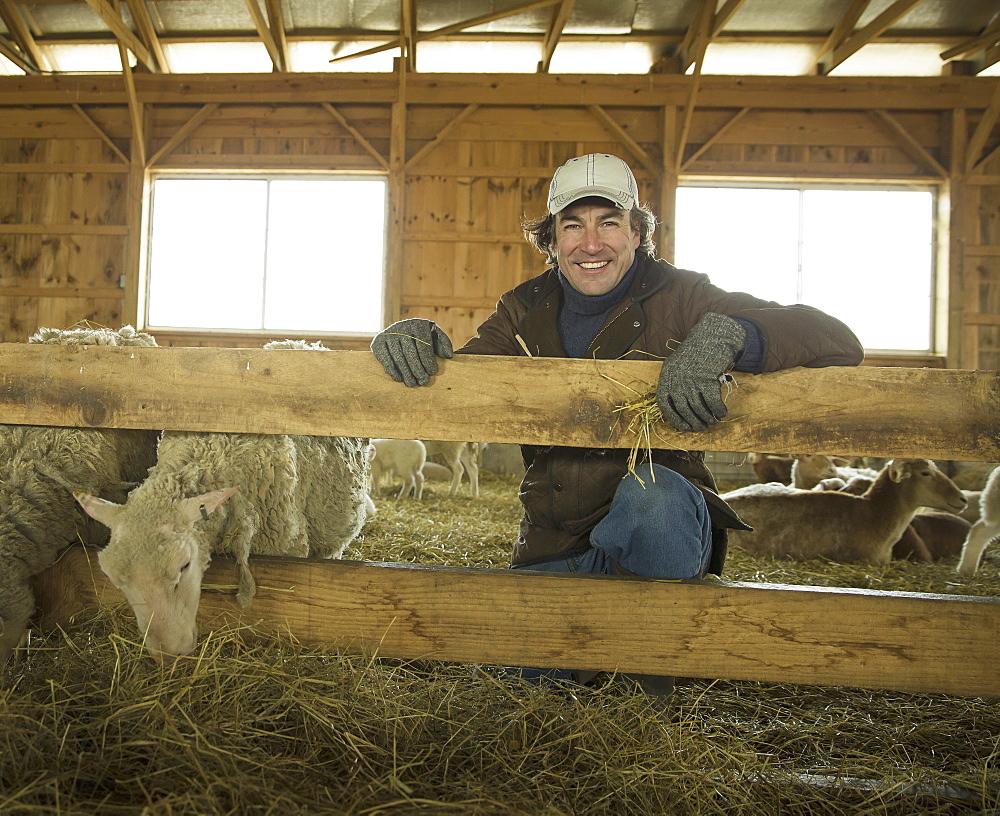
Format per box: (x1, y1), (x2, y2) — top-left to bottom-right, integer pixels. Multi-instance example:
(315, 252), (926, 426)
(386, 57), (407, 324)
(659, 104), (678, 263)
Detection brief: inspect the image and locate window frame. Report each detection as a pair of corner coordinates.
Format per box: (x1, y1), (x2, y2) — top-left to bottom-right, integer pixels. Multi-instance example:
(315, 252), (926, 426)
(141, 171), (389, 340)
(673, 178), (944, 357)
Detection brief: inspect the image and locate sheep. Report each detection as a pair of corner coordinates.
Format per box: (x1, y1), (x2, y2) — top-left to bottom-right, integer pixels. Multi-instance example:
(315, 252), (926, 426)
(956, 465), (1000, 576)
(422, 440), (480, 497)
(790, 454), (879, 490)
(789, 454), (839, 489)
(722, 459), (967, 564)
(747, 453), (794, 484)
(371, 438), (427, 499)
(893, 511), (972, 562)
(0, 325), (160, 669)
(73, 339), (373, 665)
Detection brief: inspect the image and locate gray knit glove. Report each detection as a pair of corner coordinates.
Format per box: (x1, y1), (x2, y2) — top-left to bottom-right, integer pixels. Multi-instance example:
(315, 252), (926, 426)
(656, 312), (746, 432)
(371, 318), (454, 388)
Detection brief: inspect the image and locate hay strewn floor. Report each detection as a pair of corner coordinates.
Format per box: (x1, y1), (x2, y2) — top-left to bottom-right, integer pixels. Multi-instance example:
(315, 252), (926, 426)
(2, 472), (998, 815)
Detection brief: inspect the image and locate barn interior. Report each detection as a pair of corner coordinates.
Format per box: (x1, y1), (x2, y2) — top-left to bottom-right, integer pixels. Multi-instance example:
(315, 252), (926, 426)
(1, 1), (999, 813)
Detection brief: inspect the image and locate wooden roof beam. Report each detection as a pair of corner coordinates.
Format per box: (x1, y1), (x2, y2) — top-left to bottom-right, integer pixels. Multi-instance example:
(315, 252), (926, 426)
(0, 0), (50, 71)
(118, 41), (144, 165)
(400, 0), (416, 71)
(537, 0), (574, 73)
(824, 0), (929, 75)
(263, 0), (289, 72)
(0, 32), (39, 73)
(242, 0), (284, 71)
(124, 0), (169, 73)
(82, 0), (158, 72)
(815, 0), (870, 68)
(711, 0), (749, 38)
(329, 0), (561, 65)
(940, 15), (1000, 62)
(677, 0), (715, 74)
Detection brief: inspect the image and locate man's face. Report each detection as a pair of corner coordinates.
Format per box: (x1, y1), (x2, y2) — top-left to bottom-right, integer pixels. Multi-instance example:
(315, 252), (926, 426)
(554, 198), (640, 296)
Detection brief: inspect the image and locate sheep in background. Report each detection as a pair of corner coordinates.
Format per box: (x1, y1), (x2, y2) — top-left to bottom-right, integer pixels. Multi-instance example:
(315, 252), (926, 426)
(73, 339), (373, 665)
(789, 454), (839, 489)
(893, 511), (971, 562)
(722, 459), (967, 564)
(956, 465), (1000, 576)
(747, 453), (794, 484)
(0, 325), (160, 669)
(371, 438), (427, 499)
(422, 440), (480, 497)
(790, 454), (879, 490)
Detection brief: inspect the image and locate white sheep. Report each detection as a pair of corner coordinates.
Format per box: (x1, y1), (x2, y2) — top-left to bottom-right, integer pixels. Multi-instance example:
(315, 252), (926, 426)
(722, 459), (967, 564)
(73, 339), (372, 664)
(371, 438), (427, 499)
(422, 440), (480, 497)
(790, 454), (879, 490)
(0, 325), (160, 668)
(956, 465), (1000, 576)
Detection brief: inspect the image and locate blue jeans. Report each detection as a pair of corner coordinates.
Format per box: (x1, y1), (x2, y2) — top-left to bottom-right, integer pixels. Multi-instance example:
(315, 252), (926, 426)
(514, 464), (713, 580)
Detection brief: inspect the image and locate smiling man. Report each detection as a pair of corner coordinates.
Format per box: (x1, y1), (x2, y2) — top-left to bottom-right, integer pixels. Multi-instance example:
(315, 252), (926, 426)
(370, 153), (864, 696)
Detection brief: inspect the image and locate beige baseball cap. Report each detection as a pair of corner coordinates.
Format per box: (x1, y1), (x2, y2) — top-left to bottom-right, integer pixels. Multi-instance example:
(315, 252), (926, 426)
(547, 153), (638, 214)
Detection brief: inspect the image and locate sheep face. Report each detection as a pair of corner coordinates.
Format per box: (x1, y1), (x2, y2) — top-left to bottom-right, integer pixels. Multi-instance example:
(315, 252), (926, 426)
(74, 487), (237, 665)
(889, 459), (968, 515)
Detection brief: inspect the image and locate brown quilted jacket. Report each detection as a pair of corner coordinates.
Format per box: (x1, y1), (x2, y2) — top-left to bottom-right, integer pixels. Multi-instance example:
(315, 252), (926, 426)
(458, 253), (864, 572)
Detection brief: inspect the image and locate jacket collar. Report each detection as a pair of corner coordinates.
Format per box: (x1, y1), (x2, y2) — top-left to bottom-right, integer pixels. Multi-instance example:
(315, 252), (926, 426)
(514, 255), (671, 359)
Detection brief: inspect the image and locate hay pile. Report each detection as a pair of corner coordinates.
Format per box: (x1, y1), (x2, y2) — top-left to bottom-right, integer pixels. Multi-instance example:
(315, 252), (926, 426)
(2, 473), (998, 815)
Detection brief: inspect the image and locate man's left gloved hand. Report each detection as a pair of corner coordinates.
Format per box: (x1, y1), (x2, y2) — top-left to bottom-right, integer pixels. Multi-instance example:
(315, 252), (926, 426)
(656, 312), (746, 432)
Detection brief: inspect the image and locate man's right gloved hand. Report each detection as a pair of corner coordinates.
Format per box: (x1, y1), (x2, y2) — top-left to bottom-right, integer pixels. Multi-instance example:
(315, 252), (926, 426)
(371, 318), (454, 387)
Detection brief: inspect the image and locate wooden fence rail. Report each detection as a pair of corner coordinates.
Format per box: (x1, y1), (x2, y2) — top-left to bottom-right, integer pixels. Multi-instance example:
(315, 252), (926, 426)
(3, 343), (998, 697)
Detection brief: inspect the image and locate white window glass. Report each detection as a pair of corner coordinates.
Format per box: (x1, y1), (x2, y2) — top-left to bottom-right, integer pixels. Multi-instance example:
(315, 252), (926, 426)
(675, 185), (934, 353)
(147, 176), (386, 334)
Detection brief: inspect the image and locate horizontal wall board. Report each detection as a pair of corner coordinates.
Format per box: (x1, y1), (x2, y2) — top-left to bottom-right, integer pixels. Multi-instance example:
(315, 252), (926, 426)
(0, 344), (996, 460)
(32, 547), (1000, 698)
(2, 74), (999, 110)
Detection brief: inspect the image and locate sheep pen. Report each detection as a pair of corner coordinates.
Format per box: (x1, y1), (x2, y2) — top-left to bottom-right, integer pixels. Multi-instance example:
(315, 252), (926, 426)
(2, 470), (999, 815)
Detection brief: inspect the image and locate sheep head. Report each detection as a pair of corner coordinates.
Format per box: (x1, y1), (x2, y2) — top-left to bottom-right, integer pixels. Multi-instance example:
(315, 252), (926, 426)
(885, 459), (968, 514)
(74, 486), (239, 665)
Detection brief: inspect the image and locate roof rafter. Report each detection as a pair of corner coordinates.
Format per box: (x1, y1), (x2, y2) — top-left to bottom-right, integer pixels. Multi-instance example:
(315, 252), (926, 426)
(124, 0), (169, 73)
(0, 0), (50, 71)
(243, 0), (284, 70)
(400, 0), (416, 71)
(824, 0), (930, 75)
(0, 32), (40, 73)
(940, 15), (1000, 61)
(82, 0), (158, 72)
(677, 0), (715, 73)
(537, 0), (575, 73)
(816, 0), (871, 67)
(711, 0), (749, 38)
(117, 41), (145, 164)
(329, 0), (561, 65)
(263, 0), (289, 71)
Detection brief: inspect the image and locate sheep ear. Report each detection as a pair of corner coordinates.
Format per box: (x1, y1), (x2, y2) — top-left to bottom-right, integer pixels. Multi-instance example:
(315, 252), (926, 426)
(887, 460), (909, 483)
(830, 456), (851, 466)
(180, 486), (240, 523)
(74, 492), (125, 527)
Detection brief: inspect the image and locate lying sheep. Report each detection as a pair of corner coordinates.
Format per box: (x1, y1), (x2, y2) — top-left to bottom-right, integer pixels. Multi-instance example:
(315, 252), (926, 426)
(74, 339), (372, 664)
(893, 511), (972, 562)
(371, 438), (427, 499)
(422, 440), (480, 497)
(0, 325), (160, 668)
(747, 453), (794, 484)
(956, 465), (1000, 576)
(722, 459), (967, 564)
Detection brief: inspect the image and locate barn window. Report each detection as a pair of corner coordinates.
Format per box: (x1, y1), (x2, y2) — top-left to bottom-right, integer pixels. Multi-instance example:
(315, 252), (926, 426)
(145, 175), (387, 335)
(674, 184), (936, 353)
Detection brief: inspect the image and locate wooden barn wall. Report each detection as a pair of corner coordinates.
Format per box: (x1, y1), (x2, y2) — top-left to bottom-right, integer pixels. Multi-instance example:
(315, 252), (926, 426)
(0, 74), (998, 370)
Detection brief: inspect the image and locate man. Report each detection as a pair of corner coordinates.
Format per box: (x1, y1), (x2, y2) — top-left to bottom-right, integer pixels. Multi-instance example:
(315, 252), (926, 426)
(371, 153), (864, 692)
